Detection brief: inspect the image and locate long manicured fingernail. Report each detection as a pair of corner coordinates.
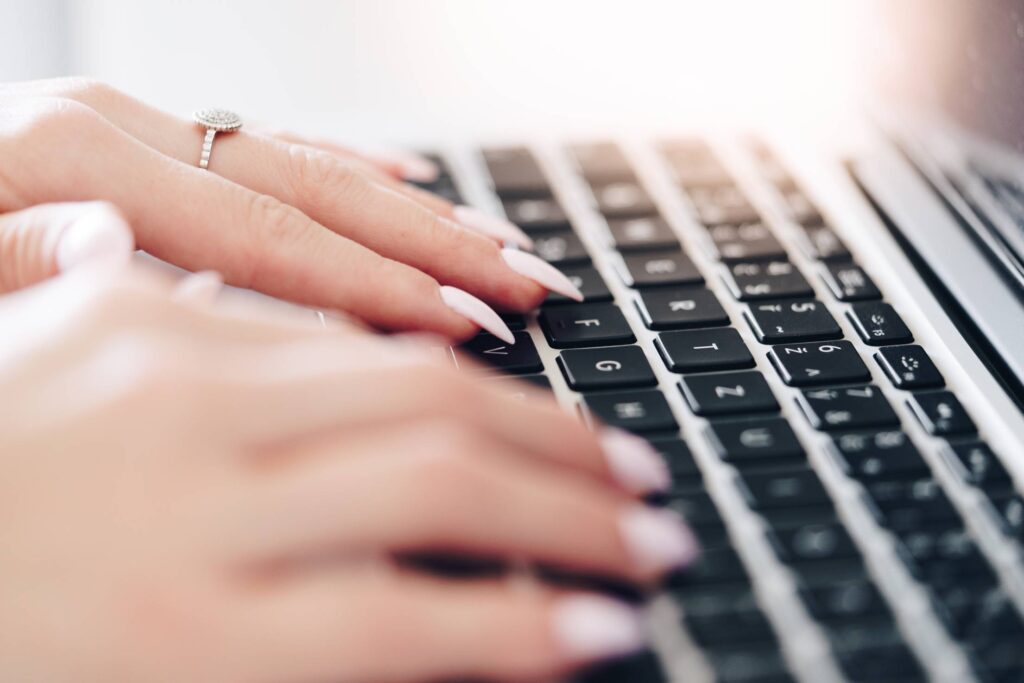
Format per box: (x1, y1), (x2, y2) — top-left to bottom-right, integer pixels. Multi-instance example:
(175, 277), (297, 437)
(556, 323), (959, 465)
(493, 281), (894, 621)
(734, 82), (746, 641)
(620, 505), (699, 572)
(500, 248), (583, 301)
(551, 595), (645, 662)
(600, 429), (671, 494)
(173, 270), (224, 304)
(370, 150), (440, 183)
(56, 206), (135, 271)
(453, 206), (534, 249)
(439, 286), (515, 344)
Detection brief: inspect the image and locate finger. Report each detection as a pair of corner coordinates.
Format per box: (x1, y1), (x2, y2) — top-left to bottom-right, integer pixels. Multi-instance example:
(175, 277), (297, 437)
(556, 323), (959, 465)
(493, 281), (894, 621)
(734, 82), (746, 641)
(247, 121), (440, 183)
(237, 569), (647, 682)
(188, 350), (669, 494)
(233, 421), (696, 581)
(0, 201), (134, 293)
(171, 269), (223, 305)
(8, 98), (508, 340)
(56, 83), (547, 295)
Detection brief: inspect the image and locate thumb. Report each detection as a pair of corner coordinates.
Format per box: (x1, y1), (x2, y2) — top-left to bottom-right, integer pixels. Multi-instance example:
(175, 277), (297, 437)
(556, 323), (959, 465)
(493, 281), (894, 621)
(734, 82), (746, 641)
(0, 201), (135, 294)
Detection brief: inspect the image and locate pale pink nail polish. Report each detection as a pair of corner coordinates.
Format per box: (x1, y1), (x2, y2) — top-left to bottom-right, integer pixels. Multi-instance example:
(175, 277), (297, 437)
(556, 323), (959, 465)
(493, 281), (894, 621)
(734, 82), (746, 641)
(396, 155), (440, 183)
(500, 248), (583, 301)
(619, 506), (699, 572)
(56, 205), (134, 271)
(453, 206), (534, 249)
(439, 286), (515, 344)
(551, 595), (645, 662)
(600, 429), (671, 493)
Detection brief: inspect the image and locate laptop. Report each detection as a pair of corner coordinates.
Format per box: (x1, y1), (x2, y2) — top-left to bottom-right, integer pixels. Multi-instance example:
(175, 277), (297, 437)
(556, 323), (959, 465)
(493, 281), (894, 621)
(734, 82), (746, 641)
(393, 2), (1024, 681)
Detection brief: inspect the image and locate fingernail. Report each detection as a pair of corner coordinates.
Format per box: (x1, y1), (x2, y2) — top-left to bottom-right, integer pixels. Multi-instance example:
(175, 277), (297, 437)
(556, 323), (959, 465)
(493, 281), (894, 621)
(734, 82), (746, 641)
(439, 285), (515, 344)
(500, 248), (583, 301)
(600, 429), (671, 494)
(453, 205), (534, 249)
(551, 595), (645, 662)
(172, 270), (223, 304)
(619, 505), (699, 572)
(56, 206), (135, 271)
(371, 150), (440, 183)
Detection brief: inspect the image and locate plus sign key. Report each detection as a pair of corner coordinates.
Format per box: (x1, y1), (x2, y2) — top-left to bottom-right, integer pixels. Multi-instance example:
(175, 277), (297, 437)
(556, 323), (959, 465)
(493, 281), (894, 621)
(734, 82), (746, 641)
(539, 303), (636, 348)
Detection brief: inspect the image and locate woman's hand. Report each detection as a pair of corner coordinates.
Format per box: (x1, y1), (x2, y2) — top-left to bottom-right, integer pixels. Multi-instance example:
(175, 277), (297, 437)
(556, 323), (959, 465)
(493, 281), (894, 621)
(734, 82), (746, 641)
(0, 258), (694, 682)
(0, 78), (582, 342)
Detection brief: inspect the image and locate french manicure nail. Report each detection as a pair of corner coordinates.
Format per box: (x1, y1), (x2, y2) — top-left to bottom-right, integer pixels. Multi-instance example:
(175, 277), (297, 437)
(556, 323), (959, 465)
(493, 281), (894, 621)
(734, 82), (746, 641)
(619, 505), (699, 572)
(600, 429), (671, 494)
(500, 248), (583, 301)
(56, 206), (135, 271)
(439, 285), (515, 344)
(551, 595), (645, 662)
(453, 206), (534, 249)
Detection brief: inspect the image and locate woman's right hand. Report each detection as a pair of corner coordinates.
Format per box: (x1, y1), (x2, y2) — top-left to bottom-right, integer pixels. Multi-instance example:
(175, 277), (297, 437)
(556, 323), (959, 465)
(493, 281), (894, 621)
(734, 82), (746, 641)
(0, 236), (695, 682)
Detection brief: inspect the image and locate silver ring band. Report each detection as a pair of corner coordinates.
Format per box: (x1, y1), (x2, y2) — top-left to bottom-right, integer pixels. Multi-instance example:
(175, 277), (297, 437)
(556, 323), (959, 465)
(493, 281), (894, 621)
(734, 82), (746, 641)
(192, 108), (243, 170)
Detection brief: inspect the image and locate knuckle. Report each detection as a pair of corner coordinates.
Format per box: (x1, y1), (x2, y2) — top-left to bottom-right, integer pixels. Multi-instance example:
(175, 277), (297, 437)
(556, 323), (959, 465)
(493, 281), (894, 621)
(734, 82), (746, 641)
(285, 144), (365, 208)
(241, 192), (316, 284)
(51, 76), (119, 104)
(10, 98), (103, 143)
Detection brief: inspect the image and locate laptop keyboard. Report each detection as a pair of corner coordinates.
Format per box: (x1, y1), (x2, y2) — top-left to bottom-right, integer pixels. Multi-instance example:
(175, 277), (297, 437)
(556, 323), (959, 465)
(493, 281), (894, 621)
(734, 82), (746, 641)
(413, 140), (1024, 682)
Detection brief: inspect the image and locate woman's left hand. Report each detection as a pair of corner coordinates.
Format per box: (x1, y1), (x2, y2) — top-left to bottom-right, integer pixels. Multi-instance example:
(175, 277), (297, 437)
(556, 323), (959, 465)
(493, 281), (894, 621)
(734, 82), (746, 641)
(0, 78), (581, 341)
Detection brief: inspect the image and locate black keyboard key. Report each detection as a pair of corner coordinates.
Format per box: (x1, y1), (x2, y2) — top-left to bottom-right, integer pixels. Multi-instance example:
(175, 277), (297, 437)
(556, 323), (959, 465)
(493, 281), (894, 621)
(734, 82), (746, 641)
(539, 303), (635, 348)
(801, 581), (889, 621)
(584, 390), (677, 434)
(482, 146), (550, 198)
(725, 260), (813, 301)
(545, 265), (610, 305)
(686, 607), (776, 645)
(607, 216), (678, 251)
(688, 184), (761, 225)
(592, 181), (657, 218)
(985, 491), (1024, 540)
(461, 331), (543, 374)
(706, 221), (787, 262)
(679, 371), (778, 416)
(576, 651), (665, 683)
(898, 525), (995, 582)
(822, 262), (881, 301)
(799, 224), (850, 261)
(759, 504), (838, 531)
(557, 346), (656, 391)
(706, 418), (804, 469)
(745, 300), (842, 343)
(947, 442), (1013, 490)
(501, 196), (571, 231)
(678, 583), (758, 619)
(771, 522), (860, 564)
(649, 437), (701, 482)
(836, 644), (924, 682)
(768, 340), (870, 387)
(707, 646), (795, 683)
(874, 345), (944, 390)
(797, 385), (899, 431)
(670, 547), (748, 587)
(636, 286), (729, 330)
(663, 491), (725, 528)
(791, 557), (870, 587)
(740, 469), (831, 509)
(499, 312), (527, 330)
(656, 328), (754, 373)
(571, 142), (636, 184)
(907, 390), (976, 437)
(832, 430), (929, 481)
(619, 250), (703, 287)
(532, 230), (590, 265)
(847, 302), (914, 346)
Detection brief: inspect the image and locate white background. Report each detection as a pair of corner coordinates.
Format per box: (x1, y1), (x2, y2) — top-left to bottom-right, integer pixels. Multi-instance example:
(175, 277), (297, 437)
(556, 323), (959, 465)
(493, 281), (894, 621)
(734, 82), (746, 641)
(4, 0), (880, 144)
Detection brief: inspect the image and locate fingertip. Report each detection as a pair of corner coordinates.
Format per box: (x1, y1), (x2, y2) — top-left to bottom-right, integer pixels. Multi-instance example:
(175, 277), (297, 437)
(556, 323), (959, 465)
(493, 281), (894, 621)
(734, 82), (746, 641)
(55, 202), (135, 272)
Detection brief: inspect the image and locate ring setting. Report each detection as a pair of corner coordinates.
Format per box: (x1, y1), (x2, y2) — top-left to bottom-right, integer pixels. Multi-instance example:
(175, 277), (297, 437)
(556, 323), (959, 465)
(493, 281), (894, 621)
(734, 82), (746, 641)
(193, 108), (243, 169)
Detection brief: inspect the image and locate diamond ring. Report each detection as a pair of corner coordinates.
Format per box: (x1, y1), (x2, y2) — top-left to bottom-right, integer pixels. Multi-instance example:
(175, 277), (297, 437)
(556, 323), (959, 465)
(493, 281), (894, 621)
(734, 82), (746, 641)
(193, 108), (243, 170)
